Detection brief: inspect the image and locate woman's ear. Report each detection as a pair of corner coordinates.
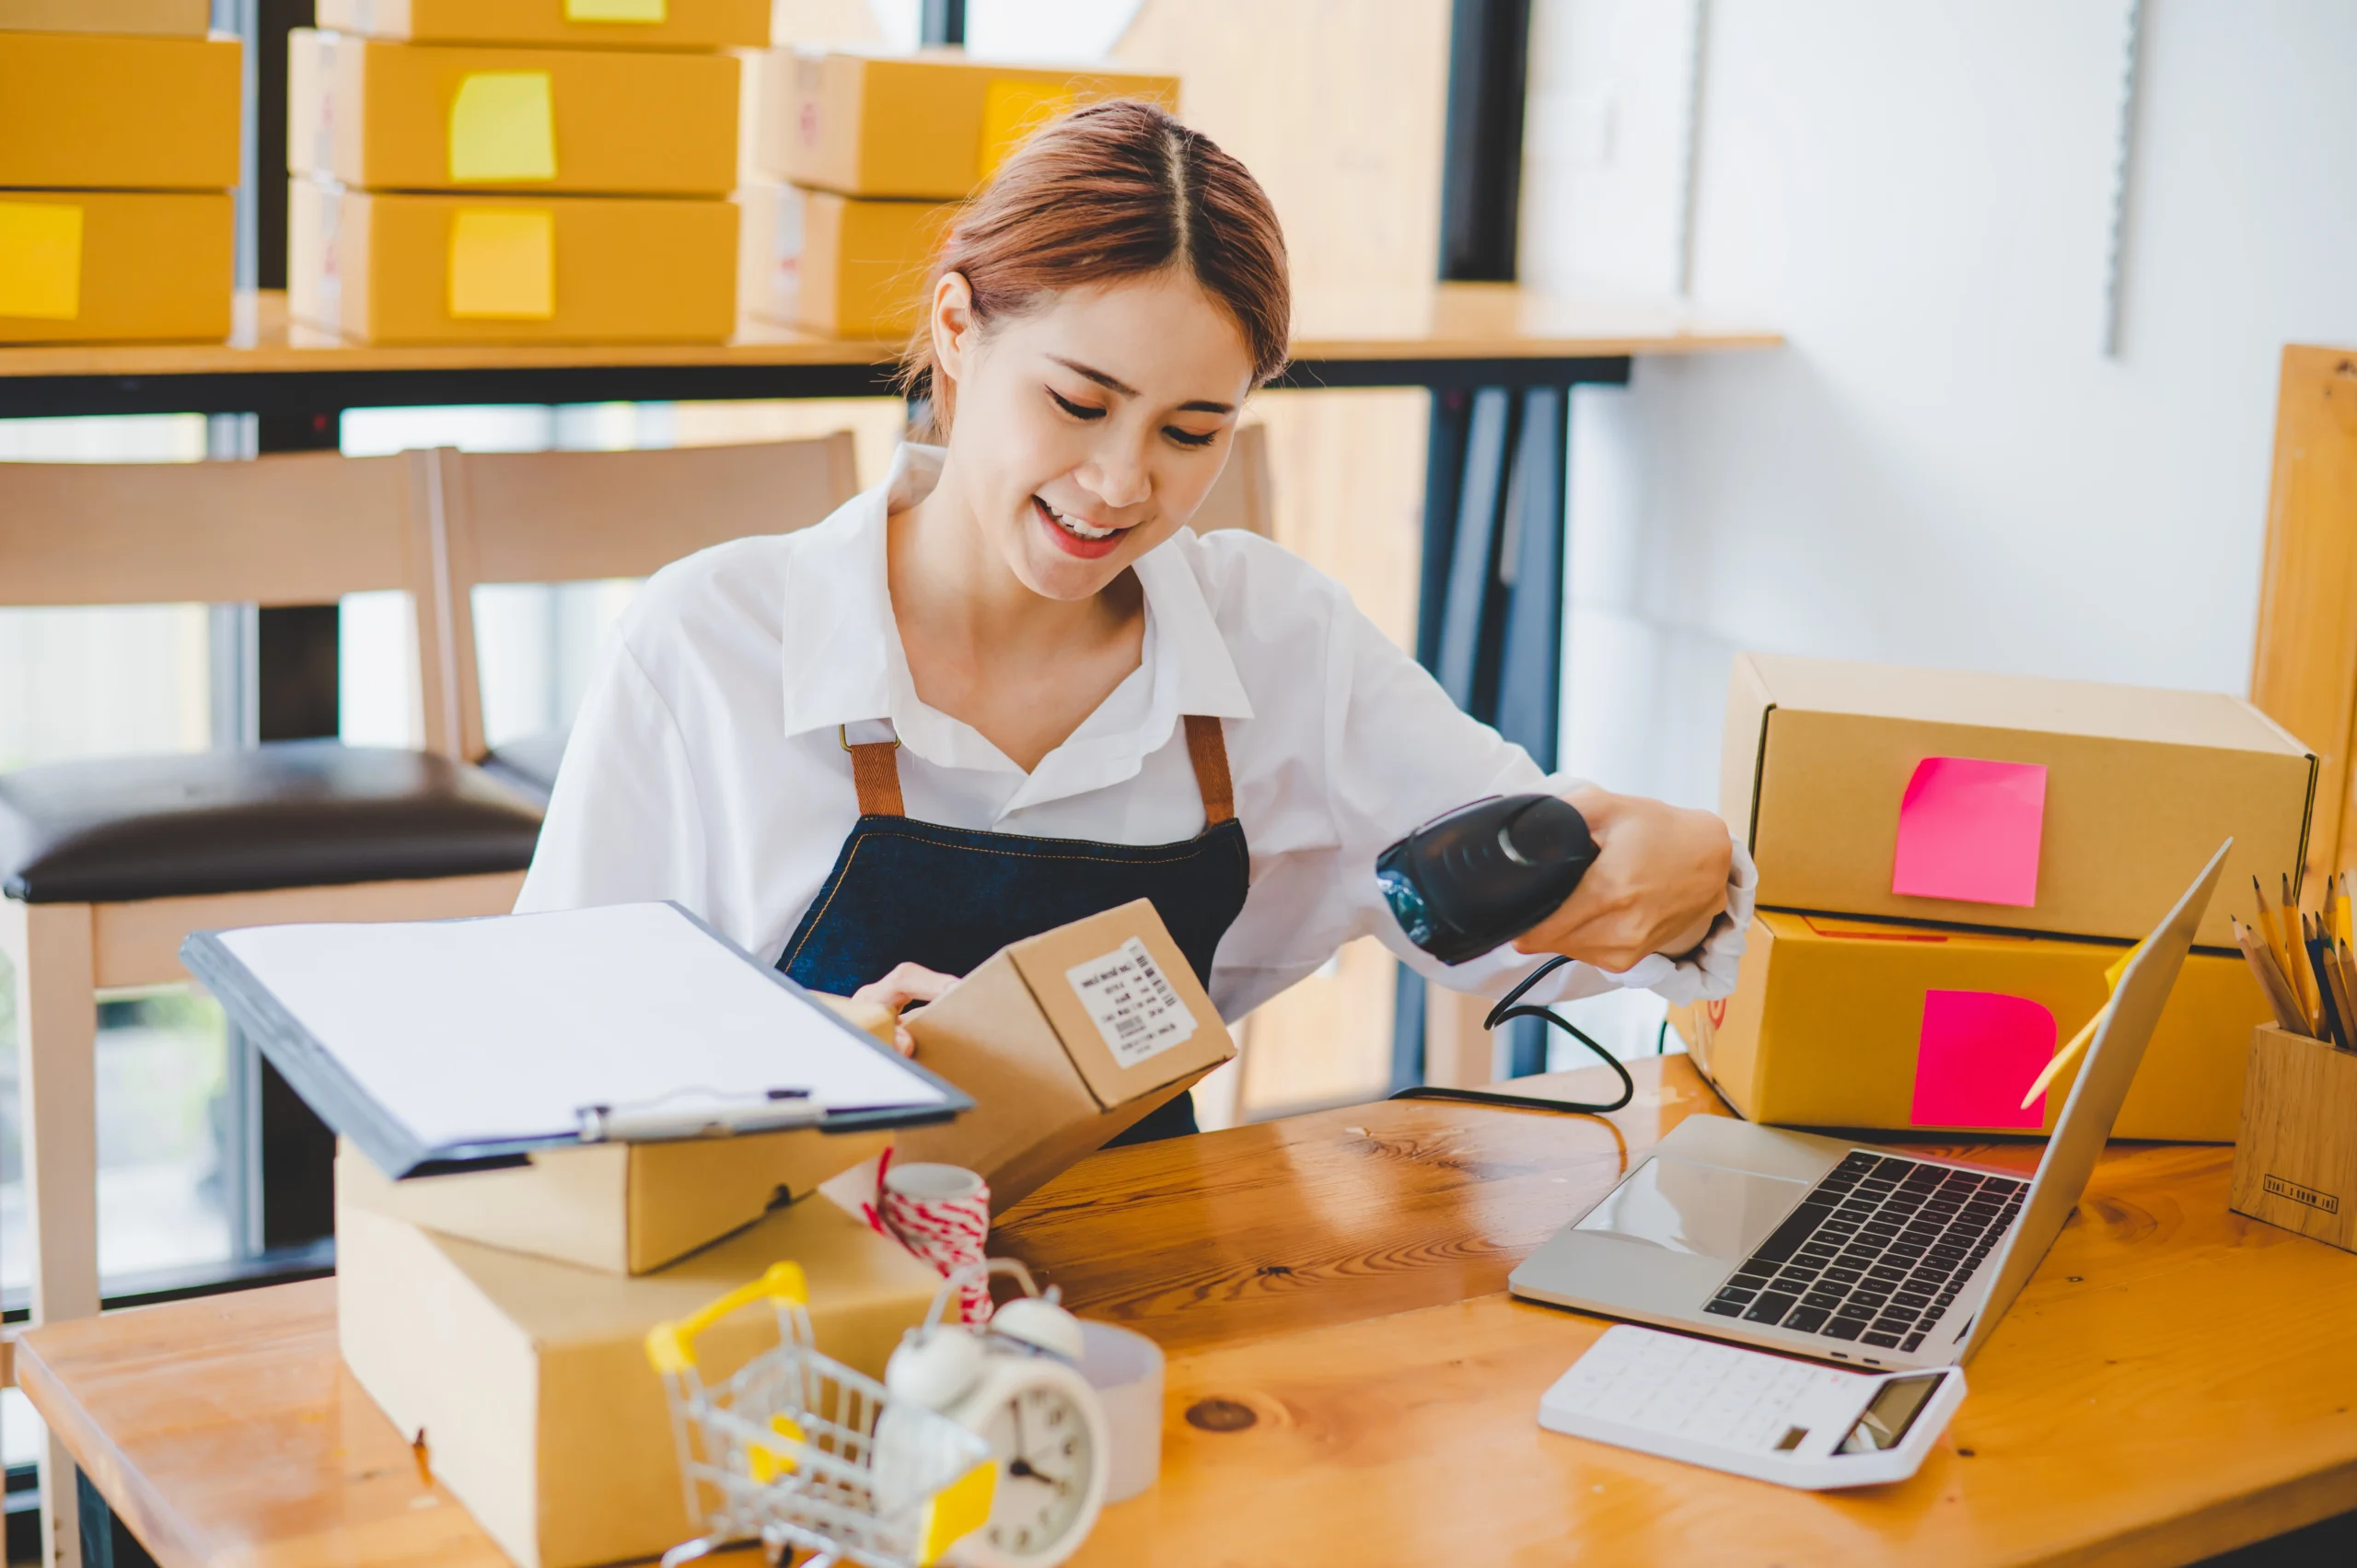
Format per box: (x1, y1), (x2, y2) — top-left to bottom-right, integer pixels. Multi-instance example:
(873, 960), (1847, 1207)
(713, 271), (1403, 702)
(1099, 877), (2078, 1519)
(931, 271), (976, 388)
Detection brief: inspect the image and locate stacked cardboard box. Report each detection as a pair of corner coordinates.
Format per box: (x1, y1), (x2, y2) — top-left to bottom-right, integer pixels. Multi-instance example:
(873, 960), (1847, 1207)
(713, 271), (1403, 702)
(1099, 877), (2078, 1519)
(331, 902), (1232, 1568)
(0, 2), (238, 343)
(741, 50), (1178, 340)
(1679, 653), (2317, 1142)
(288, 0), (770, 344)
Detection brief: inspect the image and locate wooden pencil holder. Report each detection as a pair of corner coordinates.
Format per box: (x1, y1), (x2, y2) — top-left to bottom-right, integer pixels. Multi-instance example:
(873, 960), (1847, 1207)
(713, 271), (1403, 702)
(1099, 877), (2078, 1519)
(2230, 1023), (2357, 1252)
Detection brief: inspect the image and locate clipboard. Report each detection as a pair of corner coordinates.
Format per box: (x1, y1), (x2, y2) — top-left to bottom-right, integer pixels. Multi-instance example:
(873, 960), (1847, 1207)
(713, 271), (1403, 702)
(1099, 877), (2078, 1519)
(181, 900), (970, 1179)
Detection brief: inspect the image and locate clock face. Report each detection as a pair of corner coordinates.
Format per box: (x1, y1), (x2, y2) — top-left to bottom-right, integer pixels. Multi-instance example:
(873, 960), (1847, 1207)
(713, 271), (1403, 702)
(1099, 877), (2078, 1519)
(974, 1382), (1097, 1562)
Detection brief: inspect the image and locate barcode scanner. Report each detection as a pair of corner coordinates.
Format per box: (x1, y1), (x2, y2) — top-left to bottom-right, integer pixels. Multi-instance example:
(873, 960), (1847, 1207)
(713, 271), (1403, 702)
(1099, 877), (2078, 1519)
(1376, 793), (1600, 965)
(1376, 793), (1636, 1116)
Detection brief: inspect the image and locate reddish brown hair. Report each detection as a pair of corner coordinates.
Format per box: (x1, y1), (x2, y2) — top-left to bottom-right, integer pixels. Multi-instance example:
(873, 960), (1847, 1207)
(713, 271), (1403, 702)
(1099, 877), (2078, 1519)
(899, 99), (1290, 436)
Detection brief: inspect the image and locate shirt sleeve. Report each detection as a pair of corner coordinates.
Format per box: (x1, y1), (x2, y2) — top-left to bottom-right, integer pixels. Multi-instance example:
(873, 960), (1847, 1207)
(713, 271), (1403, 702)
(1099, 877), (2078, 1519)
(512, 634), (711, 917)
(1314, 588), (1753, 1009)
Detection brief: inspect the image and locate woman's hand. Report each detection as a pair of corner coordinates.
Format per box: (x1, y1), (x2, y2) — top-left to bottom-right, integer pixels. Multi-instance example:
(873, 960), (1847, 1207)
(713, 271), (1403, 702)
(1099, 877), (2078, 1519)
(1513, 787), (1734, 972)
(851, 961), (961, 1056)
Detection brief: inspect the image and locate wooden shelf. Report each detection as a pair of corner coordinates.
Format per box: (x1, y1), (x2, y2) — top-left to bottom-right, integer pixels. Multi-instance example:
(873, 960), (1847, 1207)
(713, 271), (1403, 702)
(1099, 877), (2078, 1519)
(0, 286), (1780, 416)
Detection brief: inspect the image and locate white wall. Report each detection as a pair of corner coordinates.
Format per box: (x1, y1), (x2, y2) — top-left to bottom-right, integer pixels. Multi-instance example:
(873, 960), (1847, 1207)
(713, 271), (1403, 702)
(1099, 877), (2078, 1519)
(1526, 0), (2357, 813)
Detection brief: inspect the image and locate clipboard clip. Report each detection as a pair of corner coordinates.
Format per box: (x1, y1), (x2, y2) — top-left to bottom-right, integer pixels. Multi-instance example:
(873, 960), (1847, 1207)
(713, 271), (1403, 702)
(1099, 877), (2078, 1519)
(577, 1087), (824, 1144)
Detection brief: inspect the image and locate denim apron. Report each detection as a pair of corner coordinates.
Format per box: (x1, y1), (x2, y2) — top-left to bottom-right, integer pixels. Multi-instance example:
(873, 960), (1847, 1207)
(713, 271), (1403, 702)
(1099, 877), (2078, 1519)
(776, 715), (1250, 1142)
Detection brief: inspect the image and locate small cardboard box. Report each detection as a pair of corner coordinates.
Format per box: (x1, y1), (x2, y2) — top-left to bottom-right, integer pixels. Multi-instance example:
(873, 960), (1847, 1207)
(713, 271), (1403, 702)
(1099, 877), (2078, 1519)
(1724, 652), (2316, 949)
(289, 178), (737, 345)
(315, 0), (770, 51)
(0, 191), (231, 344)
(289, 29), (738, 196)
(893, 899), (1235, 1213)
(335, 993), (900, 1274)
(338, 1181), (942, 1568)
(0, 31), (239, 190)
(739, 180), (954, 339)
(1682, 910), (2271, 1142)
(0, 0), (208, 36)
(2230, 1023), (2357, 1253)
(757, 48), (1180, 199)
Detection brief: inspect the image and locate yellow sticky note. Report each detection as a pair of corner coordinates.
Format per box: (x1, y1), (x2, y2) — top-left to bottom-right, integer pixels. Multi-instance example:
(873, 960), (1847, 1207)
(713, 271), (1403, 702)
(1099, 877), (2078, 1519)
(449, 72), (557, 184)
(978, 80), (1076, 180)
(448, 209), (555, 320)
(565, 0), (667, 17)
(0, 202), (83, 321)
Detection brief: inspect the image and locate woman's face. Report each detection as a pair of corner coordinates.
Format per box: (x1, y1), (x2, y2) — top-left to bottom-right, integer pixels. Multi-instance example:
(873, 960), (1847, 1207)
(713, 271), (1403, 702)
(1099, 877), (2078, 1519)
(929, 269), (1259, 601)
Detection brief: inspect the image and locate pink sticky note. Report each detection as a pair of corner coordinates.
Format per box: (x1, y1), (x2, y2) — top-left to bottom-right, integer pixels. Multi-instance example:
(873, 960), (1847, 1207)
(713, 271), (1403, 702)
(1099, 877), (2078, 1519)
(1891, 756), (2048, 907)
(1910, 989), (2055, 1129)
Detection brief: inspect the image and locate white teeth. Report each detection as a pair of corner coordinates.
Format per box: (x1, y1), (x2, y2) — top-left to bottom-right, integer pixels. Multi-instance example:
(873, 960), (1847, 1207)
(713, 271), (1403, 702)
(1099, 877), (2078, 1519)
(1041, 498), (1116, 540)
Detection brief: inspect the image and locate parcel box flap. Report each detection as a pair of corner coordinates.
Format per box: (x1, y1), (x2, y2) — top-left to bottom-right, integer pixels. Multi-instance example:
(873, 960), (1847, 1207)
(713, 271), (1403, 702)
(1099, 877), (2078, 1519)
(1686, 910), (2270, 1142)
(1722, 651), (2317, 948)
(314, 0), (772, 50)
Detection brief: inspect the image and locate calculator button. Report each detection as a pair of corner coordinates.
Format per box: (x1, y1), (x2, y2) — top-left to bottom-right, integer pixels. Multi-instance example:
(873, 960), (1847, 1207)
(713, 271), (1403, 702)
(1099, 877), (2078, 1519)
(1784, 1307), (1830, 1333)
(1743, 1293), (1800, 1325)
(1821, 1318), (1866, 1342)
(1862, 1331), (1903, 1348)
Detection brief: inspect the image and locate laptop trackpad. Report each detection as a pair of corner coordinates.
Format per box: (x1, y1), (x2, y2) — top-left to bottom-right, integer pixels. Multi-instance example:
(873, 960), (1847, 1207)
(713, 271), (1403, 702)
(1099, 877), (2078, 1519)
(1573, 1156), (1811, 1262)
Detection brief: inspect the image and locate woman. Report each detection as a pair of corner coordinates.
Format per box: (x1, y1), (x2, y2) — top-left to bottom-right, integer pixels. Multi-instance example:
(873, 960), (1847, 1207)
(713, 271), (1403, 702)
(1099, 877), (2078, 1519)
(518, 101), (1753, 1139)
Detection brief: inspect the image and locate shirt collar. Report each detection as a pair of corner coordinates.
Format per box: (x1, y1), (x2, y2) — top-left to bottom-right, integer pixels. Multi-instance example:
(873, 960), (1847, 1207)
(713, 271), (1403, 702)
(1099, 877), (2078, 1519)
(777, 442), (1256, 787)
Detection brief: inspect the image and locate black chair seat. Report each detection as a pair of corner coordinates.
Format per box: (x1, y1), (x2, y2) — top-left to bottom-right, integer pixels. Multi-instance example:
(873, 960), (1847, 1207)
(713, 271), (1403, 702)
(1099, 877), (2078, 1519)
(481, 726), (571, 805)
(0, 740), (545, 904)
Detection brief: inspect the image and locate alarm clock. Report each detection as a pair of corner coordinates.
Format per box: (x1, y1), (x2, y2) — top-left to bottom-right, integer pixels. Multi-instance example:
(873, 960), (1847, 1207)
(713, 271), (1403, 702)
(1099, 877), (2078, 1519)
(881, 1260), (1110, 1568)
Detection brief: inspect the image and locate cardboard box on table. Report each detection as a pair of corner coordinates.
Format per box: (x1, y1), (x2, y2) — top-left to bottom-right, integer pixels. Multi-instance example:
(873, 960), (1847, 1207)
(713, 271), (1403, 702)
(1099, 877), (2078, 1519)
(0, 30), (239, 189)
(314, 0), (770, 51)
(338, 1172), (943, 1568)
(288, 29), (739, 196)
(1681, 910), (2273, 1142)
(0, 190), (231, 343)
(888, 898), (1236, 1214)
(758, 49), (1180, 200)
(289, 178), (737, 344)
(335, 994), (900, 1274)
(0, 0), (208, 37)
(739, 180), (955, 339)
(1724, 652), (2316, 950)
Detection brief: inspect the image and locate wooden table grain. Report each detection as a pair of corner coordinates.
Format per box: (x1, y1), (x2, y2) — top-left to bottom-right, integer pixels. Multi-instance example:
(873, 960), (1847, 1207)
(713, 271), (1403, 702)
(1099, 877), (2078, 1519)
(21, 1055), (2357, 1568)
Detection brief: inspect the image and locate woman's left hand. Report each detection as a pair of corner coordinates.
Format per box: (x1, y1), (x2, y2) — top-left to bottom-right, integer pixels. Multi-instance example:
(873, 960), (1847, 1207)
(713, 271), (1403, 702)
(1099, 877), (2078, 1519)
(1512, 787), (1734, 972)
(851, 961), (961, 1055)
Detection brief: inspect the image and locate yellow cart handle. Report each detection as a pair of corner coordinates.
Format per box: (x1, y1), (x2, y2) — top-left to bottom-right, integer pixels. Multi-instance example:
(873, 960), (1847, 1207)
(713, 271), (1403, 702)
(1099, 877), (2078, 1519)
(644, 1260), (809, 1376)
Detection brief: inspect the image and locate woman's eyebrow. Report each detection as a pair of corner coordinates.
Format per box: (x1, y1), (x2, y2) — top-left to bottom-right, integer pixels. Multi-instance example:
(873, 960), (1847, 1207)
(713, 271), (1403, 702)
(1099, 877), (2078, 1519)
(1048, 355), (1236, 416)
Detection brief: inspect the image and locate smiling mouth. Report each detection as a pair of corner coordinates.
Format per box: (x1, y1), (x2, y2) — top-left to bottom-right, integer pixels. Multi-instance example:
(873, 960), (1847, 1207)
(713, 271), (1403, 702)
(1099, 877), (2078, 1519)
(1036, 495), (1120, 541)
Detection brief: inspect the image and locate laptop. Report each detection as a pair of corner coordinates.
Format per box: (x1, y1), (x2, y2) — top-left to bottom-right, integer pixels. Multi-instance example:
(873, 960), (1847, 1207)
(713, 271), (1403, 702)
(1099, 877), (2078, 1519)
(1508, 840), (2232, 1373)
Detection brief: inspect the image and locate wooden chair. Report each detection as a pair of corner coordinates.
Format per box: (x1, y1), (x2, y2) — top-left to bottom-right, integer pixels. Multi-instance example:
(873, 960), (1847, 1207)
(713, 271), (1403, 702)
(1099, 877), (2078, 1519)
(0, 449), (542, 1563)
(421, 434), (862, 797)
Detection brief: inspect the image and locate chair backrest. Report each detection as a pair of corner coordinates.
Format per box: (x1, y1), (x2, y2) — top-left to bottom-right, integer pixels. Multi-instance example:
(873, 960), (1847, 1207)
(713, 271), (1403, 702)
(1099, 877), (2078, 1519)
(425, 434), (862, 761)
(0, 448), (460, 749)
(1191, 422), (1272, 537)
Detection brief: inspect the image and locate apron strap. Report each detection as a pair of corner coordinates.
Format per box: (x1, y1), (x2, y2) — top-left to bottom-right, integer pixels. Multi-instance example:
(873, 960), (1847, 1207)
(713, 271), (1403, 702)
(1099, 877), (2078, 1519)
(846, 717), (1235, 824)
(1183, 714), (1236, 826)
(848, 738), (906, 817)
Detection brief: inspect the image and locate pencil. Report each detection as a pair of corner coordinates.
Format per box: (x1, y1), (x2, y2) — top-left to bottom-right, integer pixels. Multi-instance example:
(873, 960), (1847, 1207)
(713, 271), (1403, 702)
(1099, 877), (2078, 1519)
(2257, 876), (2316, 1033)
(2325, 935), (2357, 1054)
(2307, 919), (2350, 1051)
(2234, 917), (2309, 1034)
(2338, 872), (2353, 951)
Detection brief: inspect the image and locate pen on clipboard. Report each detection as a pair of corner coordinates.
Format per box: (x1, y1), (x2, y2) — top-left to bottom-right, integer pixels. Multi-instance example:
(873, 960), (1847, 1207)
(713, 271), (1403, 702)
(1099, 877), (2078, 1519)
(576, 1087), (823, 1144)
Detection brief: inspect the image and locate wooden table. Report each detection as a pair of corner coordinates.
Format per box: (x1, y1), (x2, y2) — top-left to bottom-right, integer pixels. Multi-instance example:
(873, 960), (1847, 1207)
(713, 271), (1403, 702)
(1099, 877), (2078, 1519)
(0, 285), (1781, 416)
(32, 1053), (2352, 1567)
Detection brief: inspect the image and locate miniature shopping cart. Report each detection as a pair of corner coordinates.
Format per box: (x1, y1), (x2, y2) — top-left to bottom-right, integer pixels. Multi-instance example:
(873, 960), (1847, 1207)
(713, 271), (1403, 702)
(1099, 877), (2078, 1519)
(645, 1261), (995, 1568)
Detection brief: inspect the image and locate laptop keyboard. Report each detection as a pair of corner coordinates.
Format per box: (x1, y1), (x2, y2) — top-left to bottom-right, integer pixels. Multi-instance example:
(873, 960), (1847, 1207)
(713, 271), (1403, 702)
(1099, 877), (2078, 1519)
(1702, 1152), (2027, 1354)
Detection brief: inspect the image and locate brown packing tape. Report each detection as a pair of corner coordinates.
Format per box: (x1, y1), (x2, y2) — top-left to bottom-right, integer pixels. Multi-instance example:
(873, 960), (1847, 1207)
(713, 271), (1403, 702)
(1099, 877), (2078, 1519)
(1696, 910), (2271, 1142)
(897, 899), (1235, 1214)
(337, 1178), (941, 1568)
(1720, 651), (2316, 949)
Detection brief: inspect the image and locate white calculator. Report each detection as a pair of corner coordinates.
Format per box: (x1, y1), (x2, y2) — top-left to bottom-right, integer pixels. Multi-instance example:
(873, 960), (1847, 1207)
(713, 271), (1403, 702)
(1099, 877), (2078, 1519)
(1538, 1324), (1967, 1489)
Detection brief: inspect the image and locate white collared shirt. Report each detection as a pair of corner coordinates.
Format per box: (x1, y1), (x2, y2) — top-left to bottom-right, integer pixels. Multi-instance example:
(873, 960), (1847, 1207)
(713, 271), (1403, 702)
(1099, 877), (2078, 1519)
(516, 444), (1756, 1020)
